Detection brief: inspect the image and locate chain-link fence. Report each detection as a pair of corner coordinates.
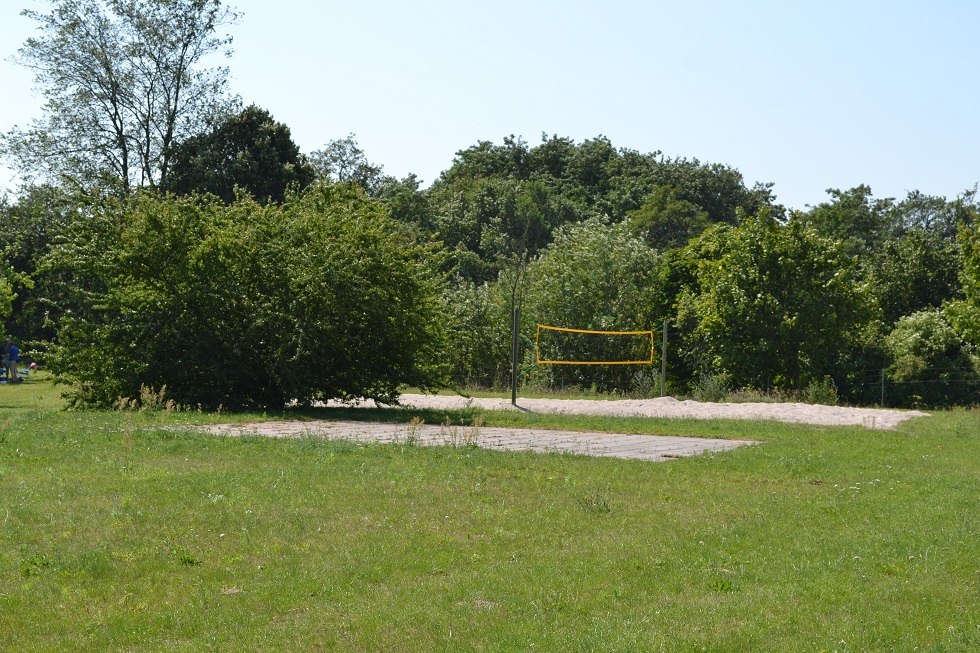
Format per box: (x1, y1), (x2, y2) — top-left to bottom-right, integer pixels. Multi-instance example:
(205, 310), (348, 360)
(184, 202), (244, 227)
(847, 367), (980, 408)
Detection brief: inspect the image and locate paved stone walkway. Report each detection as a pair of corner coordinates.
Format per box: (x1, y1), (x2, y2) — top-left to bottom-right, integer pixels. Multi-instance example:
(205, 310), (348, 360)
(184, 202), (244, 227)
(203, 420), (755, 462)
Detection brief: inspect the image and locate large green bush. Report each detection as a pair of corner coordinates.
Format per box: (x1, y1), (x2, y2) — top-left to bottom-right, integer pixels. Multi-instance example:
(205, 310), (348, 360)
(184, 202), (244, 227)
(676, 212), (868, 391)
(45, 184), (447, 409)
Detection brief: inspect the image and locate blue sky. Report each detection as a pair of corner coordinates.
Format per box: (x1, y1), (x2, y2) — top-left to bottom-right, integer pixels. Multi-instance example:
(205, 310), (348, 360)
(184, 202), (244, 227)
(2, 0), (979, 211)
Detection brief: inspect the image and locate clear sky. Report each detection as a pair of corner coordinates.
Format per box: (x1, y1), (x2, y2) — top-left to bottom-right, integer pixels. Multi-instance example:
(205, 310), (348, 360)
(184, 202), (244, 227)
(2, 0), (979, 211)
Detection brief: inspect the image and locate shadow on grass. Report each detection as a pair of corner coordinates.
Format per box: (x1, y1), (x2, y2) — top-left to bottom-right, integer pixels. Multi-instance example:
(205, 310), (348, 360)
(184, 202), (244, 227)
(284, 404), (487, 426)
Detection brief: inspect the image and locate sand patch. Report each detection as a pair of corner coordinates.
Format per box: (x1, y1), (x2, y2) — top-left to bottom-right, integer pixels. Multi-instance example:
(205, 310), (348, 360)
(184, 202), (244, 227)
(323, 394), (928, 430)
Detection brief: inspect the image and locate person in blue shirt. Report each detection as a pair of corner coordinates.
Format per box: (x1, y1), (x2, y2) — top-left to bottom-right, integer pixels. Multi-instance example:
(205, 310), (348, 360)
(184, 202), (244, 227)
(3, 340), (20, 383)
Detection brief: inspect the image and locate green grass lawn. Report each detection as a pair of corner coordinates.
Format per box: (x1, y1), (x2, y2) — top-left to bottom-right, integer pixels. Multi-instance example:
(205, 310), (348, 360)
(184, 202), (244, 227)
(1, 380), (978, 652)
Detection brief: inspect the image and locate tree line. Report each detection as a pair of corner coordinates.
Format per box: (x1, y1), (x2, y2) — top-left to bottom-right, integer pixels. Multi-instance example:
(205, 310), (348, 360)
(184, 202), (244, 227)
(2, 0), (978, 409)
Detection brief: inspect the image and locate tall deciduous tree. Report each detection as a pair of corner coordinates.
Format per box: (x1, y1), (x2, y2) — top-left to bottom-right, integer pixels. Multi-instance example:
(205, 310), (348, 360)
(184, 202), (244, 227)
(308, 134), (385, 195)
(646, 157), (775, 225)
(1, 0), (238, 190)
(0, 184), (78, 341)
(628, 184), (711, 251)
(164, 105), (314, 204)
(867, 228), (962, 326)
(891, 189), (969, 241)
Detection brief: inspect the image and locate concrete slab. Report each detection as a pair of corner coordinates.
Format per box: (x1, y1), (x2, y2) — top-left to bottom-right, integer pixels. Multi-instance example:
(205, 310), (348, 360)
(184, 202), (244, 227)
(202, 420), (756, 462)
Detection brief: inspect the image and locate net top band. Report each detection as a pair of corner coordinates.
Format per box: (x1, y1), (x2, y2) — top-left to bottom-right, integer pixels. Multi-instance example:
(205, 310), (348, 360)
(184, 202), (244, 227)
(537, 324), (653, 336)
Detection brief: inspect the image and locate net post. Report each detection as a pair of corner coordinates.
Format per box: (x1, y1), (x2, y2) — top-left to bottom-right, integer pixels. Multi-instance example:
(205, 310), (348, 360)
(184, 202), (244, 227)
(661, 319), (668, 397)
(511, 306), (520, 406)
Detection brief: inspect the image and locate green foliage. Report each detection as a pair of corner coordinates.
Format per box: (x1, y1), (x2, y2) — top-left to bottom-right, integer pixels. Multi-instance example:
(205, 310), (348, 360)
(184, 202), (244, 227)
(429, 135), (780, 284)
(0, 265), (14, 324)
(891, 188), (974, 241)
(164, 105), (315, 204)
(804, 375), (840, 406)
(308, 133), (386, 193)
(628, 184), (711, 250)
(868, 227), (962, 326)
(800, 185), (896, 256)
(431, 137), (612, 279)
(430, 177), (561, 282)
(43, 184), (448, 409)
(304, 133), (440, 242)
(440, 135), (534, 183)
(443, 280), (513, 388)
(0, 185), (82, 342)
(0, 202), (38, 339)
(525, 218), (665, 393)
(884, 310), (979, 407)
(646, 157), (777, 225)
(690, 372), (731, 402)
(678, 212), (868, 391)
(947, 220), (980, 348)
(375, 174), (434, 232)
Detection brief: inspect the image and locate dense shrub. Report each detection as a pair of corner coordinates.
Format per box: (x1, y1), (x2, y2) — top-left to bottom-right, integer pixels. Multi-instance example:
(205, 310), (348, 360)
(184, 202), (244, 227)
(676, 213), (868, 392)
(45, 184), (447, 409)
(883, 310), (979, 407)
(443, 279), (513, 388)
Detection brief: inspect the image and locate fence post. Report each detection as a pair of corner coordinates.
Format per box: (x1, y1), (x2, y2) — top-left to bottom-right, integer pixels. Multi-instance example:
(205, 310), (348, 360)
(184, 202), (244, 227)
(880, 368), (885, 407)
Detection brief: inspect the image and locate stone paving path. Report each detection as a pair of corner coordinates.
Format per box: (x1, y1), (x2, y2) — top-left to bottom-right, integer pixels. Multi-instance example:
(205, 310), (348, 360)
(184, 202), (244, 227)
(203, 420), (755, 462)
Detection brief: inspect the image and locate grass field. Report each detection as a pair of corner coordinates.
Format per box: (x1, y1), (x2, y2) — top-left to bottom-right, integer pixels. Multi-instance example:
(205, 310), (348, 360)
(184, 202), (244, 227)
(1, 379), (978, 652)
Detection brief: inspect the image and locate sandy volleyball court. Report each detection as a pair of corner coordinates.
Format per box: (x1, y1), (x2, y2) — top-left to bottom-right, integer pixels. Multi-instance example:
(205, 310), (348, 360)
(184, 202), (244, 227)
(325, 394), (929, 430)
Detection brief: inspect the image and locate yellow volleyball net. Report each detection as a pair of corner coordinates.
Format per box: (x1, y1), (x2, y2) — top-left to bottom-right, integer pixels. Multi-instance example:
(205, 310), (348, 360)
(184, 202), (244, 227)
(535, 324), (655, 365)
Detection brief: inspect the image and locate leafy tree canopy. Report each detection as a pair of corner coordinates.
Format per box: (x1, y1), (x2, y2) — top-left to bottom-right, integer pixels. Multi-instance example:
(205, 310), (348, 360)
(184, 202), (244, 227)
(0, 184), (79, 340)
(309, 134), (386, 195)
(646, 157), (778, 226)
(799, 185), (895, 256)
(867, 228), (962, 326)
(890, 189), (974, 241)
(164, 104), (314, 204)
(0, 262), (14, 325)
(428, 134), (777, 282)
(628, 185), (711, 251)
